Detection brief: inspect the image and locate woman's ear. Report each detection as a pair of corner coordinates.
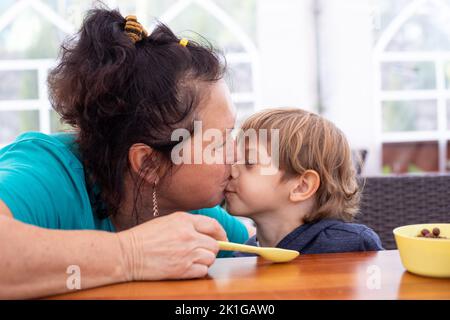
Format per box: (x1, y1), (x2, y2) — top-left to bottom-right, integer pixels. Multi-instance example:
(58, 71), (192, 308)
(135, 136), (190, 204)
(128, 143), (158, 182)
(289, 170), (321, 202)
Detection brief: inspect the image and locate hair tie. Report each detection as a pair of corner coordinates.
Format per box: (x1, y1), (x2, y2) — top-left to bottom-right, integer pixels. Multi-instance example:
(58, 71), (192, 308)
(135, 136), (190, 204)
(124, 15), (148, 44)
(179, 38), (189, 47)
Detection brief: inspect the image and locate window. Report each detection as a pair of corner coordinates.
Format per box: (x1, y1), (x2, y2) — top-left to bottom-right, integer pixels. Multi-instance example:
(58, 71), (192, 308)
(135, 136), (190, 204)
(0, 0), (259, 146)
(374, 0), (450, 174)
(0, 0), (75, 146)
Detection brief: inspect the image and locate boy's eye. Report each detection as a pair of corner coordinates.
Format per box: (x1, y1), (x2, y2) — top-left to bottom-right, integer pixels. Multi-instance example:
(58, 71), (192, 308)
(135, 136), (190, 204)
(244, 150), (258, 166)
(244, 157), (257, 167)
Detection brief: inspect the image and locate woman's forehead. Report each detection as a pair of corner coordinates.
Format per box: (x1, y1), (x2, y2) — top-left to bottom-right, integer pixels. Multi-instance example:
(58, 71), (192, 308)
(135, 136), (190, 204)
(198, 80), (236, 130)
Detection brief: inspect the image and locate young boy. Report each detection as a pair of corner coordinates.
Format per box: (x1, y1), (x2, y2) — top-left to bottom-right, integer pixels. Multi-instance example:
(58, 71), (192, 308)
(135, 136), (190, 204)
(225, 108), (383, 256)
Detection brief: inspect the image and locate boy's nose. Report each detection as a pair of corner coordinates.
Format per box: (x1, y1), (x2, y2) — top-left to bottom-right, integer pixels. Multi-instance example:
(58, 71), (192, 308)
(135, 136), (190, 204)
(225, 136), (237, 164)
(230, 163), (239, 179)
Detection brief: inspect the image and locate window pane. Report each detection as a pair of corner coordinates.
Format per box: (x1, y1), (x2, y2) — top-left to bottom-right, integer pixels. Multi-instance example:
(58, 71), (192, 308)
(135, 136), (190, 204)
(213, 0), (257, 41)
(382, 100), (437, 132)
(167, 4), (246, 53)
(381, 61), (435, 90)
(0, 7), (65, 59)
(374, 0), (411, 42)
(227, 63), (253, 93)
(386, 2), (450, 51)
(0, 70), (38, 100)
(50, 110), (73, 133)
(382, 141), (438, 174)
(447, 141), (450, 172)
(0, 110), (39, 145)
(0, 1), (15, 10)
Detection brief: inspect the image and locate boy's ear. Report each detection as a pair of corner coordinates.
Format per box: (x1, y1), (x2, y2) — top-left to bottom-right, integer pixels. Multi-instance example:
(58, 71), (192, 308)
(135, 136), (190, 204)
(289, 170), (320, 202)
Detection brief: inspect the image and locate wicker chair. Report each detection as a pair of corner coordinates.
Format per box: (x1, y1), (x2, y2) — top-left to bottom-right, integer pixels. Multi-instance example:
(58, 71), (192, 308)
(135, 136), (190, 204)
(356, 174), (450, 249)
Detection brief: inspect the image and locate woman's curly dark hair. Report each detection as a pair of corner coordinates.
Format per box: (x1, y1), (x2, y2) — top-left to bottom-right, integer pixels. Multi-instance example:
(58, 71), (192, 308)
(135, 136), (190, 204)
(48, 7), (225, 220)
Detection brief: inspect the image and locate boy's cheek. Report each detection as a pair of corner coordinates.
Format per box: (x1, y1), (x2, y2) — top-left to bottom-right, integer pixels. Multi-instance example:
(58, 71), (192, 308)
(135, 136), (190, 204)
(244, 186), (272, 206)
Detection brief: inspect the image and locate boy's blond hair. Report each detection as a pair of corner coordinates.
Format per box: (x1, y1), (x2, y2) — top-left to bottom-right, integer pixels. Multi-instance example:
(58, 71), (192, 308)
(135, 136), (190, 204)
(240, 108), (360, 223)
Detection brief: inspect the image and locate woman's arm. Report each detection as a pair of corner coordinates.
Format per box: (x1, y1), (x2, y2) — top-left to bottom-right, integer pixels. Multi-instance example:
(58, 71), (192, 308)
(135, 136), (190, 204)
(0, 206), (125, 299)
(0, 201), (227, 299)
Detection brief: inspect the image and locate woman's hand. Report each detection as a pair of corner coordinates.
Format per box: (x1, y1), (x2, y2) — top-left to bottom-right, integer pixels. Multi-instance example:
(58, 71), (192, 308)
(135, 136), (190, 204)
(117, 211), (228, 281)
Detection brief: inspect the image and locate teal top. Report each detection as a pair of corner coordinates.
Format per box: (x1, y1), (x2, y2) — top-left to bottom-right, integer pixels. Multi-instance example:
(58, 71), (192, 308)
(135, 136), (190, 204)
(0, 132), (248, 257)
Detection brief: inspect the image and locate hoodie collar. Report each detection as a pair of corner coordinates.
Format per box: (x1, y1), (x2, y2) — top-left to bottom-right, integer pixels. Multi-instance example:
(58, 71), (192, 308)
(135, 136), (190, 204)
(276, 219), (342, 252)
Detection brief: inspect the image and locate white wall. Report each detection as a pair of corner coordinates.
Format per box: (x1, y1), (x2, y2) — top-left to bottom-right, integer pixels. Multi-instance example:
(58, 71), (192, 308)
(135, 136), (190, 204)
(317, 0), (379, 175)
(256, 0), (318, 111)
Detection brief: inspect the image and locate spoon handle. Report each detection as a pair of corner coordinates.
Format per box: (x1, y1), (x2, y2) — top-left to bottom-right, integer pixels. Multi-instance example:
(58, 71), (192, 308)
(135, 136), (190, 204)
(218, 241), (260, 254)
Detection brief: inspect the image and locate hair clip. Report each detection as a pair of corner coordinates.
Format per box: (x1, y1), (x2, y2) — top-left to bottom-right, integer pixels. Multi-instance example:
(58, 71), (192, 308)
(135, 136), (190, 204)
(179, 38), (189, 47)
(124, 15), (148, 44)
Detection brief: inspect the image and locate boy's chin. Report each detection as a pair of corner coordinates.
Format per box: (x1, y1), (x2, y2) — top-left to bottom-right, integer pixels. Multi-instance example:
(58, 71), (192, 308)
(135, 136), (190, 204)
(225, 202), (250, 217)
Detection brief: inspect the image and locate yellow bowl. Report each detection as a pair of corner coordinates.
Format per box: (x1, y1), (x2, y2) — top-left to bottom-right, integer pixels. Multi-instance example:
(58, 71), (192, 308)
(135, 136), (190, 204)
(393, 223), (450, 278)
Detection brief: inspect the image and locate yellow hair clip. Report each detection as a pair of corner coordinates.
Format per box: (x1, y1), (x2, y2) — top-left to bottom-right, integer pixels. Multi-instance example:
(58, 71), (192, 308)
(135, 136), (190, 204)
(179, 38), (189, 47)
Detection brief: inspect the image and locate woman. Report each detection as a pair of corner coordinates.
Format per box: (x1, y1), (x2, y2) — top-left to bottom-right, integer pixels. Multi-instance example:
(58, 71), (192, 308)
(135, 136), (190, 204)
(0, 8), (251, 299)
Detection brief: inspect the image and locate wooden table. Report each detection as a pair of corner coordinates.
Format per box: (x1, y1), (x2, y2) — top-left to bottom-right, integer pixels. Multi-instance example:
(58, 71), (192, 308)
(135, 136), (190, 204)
(50, 250), (450, 299)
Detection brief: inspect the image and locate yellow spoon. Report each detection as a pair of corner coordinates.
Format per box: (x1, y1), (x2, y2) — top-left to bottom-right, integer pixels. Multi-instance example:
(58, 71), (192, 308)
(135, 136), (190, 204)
(218, 241), (299, 263)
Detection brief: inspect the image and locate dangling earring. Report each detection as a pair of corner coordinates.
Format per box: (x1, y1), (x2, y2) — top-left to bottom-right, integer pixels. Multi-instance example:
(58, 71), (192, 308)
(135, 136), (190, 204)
(152, 180), (159, 217)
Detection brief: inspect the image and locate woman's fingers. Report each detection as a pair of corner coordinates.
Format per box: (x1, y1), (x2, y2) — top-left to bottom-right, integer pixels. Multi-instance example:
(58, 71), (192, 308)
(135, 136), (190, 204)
(193, 248), (216, 267)
(180, 263), (209, 279)
(191, 214), (228, 241)
(181, 248), (217, 280)
(191, 232), (220, 254)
